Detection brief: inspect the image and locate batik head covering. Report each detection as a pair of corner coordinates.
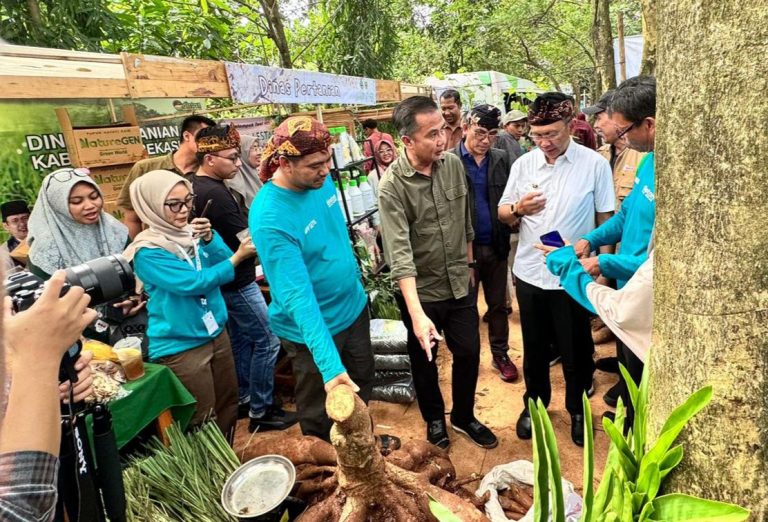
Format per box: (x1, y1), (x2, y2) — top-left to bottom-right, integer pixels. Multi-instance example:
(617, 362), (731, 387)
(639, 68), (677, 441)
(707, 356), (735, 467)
(27, 168), (128, 275)
(528, 92), (574, 126)
(196, 124), (241, 154)
(467, 104), (502, 130)
(259, 116), (331, 182)
(122, 170), (196, 262)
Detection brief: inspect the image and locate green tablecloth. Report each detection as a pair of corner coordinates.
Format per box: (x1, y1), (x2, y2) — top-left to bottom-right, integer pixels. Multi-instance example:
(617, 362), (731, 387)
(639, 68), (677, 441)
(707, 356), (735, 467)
(106, 362), (196, 449)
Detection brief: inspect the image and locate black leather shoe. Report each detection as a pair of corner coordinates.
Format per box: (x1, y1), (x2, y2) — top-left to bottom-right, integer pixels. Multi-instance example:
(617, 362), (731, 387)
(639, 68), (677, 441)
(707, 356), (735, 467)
(427, 419), (450, 449)
(516, 409), (532, 440)
(603, 381), (622, 408)
(451, 418), (498, 449)
(248, 406), (298, 433)
(571, 414), (585, 446)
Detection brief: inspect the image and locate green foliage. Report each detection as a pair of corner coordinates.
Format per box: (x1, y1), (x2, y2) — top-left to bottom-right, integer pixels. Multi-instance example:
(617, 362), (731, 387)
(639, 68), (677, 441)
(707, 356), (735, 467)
(291, 0), (398, 79)
(530, 366), (749, 522)
(354, 240), (399, 320)
(123, 422), (239, 522)
(0, 0), (122, 51)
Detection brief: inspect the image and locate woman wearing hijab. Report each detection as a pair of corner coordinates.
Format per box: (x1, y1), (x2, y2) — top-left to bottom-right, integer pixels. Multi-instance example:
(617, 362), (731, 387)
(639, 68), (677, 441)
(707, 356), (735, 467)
(123, 170), (256, 439)
(367, 133), (397, 192)
(225, 133), (263, 210)
(27, 167), (129, 279)
(27, 168), (146, 341)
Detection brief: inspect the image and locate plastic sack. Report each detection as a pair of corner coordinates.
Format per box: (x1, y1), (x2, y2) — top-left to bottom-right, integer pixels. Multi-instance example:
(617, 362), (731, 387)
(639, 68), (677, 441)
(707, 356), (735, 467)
(370, 319), (408, 354)
(371, 377), (416, 404)
(476, 460), (582, 522)
(374, 353), (411, 371)
(374, 370), (412, 385)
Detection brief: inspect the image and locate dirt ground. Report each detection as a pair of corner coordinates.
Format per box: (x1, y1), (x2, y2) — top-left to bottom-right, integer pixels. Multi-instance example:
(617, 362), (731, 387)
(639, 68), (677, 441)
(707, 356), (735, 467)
(234, 288), (618, 494)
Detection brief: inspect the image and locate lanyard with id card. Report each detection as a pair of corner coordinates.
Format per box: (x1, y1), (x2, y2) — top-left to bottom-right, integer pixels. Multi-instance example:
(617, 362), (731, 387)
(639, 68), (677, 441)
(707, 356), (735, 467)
(177, 243), (220, 336)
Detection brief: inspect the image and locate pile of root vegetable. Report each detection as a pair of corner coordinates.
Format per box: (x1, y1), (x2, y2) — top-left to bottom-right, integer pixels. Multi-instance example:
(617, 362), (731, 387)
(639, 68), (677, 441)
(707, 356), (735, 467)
(494, 483), (534, 520)
(241, 384), (491, 521)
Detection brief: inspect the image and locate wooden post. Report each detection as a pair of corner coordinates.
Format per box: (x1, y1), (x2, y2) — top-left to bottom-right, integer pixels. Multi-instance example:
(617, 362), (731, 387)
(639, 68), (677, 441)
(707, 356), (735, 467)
(315, 104), (324, 123)
(618, 12), (627, 82)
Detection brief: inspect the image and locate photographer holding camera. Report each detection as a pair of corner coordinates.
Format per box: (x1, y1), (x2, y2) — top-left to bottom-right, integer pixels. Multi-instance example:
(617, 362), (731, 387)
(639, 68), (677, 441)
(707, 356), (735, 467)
(1, 270), (97, 522)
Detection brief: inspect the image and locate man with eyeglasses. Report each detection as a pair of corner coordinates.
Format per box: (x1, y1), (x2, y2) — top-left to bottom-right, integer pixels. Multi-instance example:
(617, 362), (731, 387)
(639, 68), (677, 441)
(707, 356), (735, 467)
(0, 200), (30, 272)
(582, 88), (648, 406)
(118, 115), (216, 239)
(572, 75), (657, 427)
(498, 92), (615, 446)
(193, 124), (297, 433)
(448, 104), (518, 383)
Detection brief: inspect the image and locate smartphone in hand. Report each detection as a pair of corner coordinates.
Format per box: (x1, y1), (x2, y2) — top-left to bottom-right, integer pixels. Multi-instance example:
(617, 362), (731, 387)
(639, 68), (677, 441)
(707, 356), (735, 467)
(540, 230), (566, 248)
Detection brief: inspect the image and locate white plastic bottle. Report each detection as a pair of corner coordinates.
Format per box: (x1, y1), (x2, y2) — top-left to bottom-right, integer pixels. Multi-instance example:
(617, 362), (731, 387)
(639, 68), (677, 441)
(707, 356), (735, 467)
(358, 175), (375, 211)
(347, 179), (365, 217)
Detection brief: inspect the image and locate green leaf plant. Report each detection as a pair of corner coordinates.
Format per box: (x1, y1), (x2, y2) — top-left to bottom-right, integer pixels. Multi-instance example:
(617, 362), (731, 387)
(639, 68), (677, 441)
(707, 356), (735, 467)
(528, 365), (750, 522)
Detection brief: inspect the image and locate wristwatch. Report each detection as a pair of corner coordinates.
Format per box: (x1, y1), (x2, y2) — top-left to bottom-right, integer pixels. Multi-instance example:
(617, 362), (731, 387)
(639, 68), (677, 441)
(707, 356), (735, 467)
(512, 203), (523, 219)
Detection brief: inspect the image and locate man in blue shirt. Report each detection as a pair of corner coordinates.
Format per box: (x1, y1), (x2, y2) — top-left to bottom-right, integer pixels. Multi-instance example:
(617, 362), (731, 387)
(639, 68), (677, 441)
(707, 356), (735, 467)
(450, 104), (517, 383)
(573, 75), (657, 425)
(250, 117), (374, 441)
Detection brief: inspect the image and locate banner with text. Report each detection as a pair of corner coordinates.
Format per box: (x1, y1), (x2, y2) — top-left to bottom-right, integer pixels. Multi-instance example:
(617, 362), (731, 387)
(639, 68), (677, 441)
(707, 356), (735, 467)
(225, 63), (376, 106)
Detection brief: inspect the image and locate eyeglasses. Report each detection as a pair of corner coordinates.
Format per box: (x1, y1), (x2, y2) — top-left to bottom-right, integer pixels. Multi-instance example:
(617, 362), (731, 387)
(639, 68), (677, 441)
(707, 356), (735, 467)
(615, 122), (637, 140)
(45, 167), (90, 190)
(529, 129), (564, 142)
(164, 194), (196, 213)
(472, 128), (499, 142)
(210, 152), (242, 163)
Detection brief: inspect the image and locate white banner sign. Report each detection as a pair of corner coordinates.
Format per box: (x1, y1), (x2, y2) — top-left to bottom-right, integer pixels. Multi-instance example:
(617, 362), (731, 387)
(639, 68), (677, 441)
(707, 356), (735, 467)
(225, 63), (377, 106)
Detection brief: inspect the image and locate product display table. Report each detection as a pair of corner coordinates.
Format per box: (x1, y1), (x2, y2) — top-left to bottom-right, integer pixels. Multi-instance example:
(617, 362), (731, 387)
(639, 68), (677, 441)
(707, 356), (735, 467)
(105, 362), (196, 449)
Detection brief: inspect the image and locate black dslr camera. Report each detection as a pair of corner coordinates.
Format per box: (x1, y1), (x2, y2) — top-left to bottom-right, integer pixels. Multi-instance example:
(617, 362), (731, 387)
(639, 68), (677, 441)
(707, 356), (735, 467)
(4, 255), (134, 384)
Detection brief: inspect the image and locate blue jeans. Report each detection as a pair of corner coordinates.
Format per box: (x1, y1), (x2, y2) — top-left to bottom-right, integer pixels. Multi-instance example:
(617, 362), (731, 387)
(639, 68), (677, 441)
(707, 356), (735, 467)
(222, 282), (281, 417)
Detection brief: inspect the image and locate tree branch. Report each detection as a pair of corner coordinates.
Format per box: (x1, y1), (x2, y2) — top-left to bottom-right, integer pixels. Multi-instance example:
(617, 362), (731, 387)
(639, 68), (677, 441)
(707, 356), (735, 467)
(544, 21), (596, 64)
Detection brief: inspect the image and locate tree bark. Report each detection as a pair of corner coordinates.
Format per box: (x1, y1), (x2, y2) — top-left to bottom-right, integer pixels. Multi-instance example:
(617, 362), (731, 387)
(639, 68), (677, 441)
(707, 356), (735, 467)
(639, 0), (656, 75)
(258, 0), (293, 69)
(590, 0), (616, 92)
(649, 1), (768, 518)
(26, 0), (42, 26)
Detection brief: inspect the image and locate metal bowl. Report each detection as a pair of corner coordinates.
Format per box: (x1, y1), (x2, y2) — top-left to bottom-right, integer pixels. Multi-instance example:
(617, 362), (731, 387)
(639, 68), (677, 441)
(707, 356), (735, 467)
(221, 455), (296, 519)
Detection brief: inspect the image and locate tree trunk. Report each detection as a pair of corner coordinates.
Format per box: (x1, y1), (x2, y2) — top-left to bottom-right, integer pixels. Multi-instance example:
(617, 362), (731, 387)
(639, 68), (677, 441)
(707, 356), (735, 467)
(590, 0), (616, 91)
(649, 1), (768, 518)
(26, 0), (42, 26)
(259, 0), (292, 69)
(639, 0), (656, 75)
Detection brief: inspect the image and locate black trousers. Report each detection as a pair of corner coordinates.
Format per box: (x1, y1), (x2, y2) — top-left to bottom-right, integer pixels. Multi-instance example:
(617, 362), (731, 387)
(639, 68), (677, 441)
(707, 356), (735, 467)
(516, 278), (595, 415)
(396, 292), (480, 425)
(474, 244), (510, 356)
(618, 338), (644, 427)
(281, 308), (374, 441)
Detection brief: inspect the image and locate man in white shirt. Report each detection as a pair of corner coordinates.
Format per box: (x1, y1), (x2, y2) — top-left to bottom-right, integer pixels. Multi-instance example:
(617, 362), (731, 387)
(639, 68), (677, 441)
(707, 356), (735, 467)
(498, 92), (615, 446)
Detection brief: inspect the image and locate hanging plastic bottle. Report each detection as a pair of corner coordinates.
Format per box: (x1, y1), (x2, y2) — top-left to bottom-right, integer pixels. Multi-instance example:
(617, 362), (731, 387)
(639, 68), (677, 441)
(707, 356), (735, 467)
(358, 175), (375, 211)
(347, 179), (365, 217)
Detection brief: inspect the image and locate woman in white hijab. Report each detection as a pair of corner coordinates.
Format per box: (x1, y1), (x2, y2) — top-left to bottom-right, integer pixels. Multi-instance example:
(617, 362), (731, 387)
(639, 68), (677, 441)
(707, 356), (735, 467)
(27, 167), (129, 278)
(123, 170), (256, 439)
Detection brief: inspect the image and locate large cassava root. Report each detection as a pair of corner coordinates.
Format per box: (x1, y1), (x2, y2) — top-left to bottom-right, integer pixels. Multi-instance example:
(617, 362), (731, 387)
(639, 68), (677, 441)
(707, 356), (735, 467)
(244, 385), (489, 521)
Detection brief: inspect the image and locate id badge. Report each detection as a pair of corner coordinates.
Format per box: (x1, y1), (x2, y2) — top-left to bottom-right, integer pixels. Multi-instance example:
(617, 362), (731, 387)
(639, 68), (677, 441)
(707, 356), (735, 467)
(202, 311), (219, 336)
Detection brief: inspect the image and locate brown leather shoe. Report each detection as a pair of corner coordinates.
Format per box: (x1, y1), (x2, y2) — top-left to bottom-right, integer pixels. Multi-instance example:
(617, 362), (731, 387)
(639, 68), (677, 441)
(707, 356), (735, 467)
(492, 354), (519, 382)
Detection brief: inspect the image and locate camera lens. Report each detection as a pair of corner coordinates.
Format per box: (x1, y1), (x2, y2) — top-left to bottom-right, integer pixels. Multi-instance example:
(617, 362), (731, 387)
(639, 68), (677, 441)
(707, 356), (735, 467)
(64, 255), (134, 306)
